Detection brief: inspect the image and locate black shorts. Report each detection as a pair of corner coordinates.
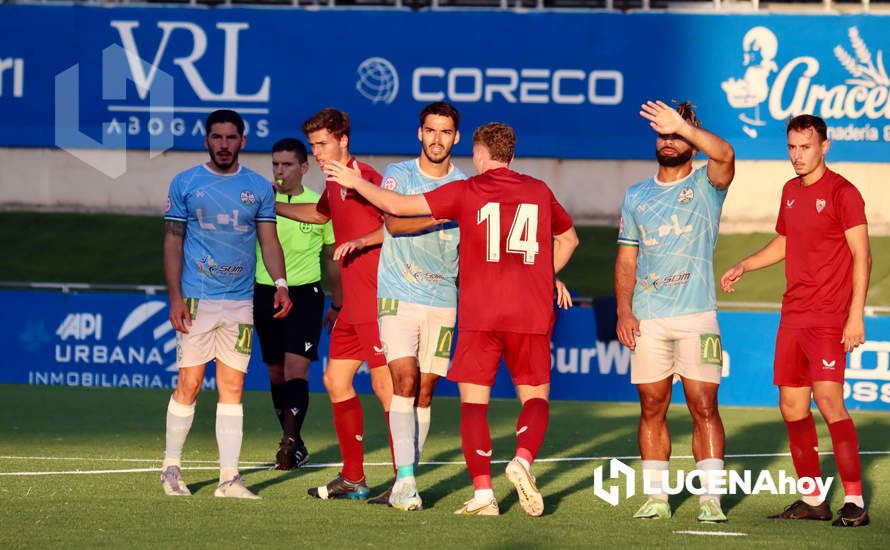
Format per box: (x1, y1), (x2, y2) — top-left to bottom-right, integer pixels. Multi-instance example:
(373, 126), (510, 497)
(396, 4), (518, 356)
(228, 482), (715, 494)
(253, 282), (325, 363)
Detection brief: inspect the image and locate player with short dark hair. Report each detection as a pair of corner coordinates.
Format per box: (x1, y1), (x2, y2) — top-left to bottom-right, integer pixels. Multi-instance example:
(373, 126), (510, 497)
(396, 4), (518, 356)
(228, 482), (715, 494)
(255, 137), (341, 470)
(377, 101), (465, 511)
(616, 100), (735, 522)
(323, 121), (579, 517)
(721, 113), (871, 527)
(276, 108), (394, 502)
(160, 109), (292, 499)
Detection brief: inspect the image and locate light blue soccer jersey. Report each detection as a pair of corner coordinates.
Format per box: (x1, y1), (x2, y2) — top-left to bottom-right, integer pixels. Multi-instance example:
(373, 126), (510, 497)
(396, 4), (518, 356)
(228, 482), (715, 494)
(377, 159), (465, 307)
(617, 166), (728, 320)
(165, 164), (276, 301)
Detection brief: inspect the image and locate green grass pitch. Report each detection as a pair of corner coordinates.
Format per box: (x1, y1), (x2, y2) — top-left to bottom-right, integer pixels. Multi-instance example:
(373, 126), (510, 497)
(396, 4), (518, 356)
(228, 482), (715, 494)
(1, 385), (888, 547)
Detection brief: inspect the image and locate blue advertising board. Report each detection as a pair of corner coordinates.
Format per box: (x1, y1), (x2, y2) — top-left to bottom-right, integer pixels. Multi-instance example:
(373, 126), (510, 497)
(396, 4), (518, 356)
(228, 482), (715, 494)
(2, 6), (890, 160)
(3, 289), (889, 411)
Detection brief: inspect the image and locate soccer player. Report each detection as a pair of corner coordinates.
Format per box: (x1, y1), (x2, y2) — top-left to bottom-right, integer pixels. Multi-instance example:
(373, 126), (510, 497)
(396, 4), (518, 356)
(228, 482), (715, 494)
(721, 114), (871, 527)
(254, 137), (342, 470)
(377, 102), (466, 511)
(615, 101), (735, 522)
(160, 109), (292, 499)
(275, 108), (394, 502)
(324, 122), (579, 517)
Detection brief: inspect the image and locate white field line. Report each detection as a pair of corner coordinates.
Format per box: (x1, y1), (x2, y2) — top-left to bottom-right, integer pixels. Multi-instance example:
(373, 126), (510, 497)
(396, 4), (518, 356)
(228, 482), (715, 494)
(1, 450), (888, 477)
(673, 531), (747, 537)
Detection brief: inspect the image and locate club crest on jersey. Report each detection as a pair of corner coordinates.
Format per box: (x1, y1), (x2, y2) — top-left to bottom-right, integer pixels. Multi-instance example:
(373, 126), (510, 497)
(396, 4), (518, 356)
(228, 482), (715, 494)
(816, 198), (826, 213)
(340, 188), (348, 201)
(240, 190), (256, 205)
(678, 187), (694, 204)
(383, 176), (398, 191)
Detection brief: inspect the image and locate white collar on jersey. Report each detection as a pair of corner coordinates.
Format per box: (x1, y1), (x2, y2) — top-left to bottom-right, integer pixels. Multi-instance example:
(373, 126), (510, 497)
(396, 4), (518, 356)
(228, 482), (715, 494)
(653, 165), (697, 187)
(202, 163), (243, 177)
(415, 158), (455, 180)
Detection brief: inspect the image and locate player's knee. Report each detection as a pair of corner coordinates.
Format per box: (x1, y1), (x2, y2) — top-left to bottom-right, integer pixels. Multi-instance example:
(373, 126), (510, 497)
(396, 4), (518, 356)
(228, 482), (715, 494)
(813, 392), (848, 422)
(416, 392), (433, 408)
(175, 374), (203, 401)
(778, 399), (809, 421)
(322, 370), (348, 397)
(371, 373), (393, 400)
(392, 374), (417, 397)
(639, 392), (670, 418)
(689, 399), (720, 422)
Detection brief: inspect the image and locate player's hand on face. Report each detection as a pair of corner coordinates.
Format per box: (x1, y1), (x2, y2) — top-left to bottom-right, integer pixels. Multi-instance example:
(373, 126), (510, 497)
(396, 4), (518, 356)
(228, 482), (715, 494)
(841, 315), (866, 352)
(168, 298), (191, 334)
(554, 278), (573, 309)
(640, 100), (686, 135)
(272, 287), (293, 319)
(323, 306), (339, 333)
(720, 263), (745, 293)
(333, 238), (365, 261)
(616, 312), (641, 350)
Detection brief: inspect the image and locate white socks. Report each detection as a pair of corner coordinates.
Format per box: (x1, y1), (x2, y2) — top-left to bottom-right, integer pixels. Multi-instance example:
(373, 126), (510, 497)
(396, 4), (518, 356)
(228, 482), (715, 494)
(163, 396), (195, 469)
(216, 403), (243, 482)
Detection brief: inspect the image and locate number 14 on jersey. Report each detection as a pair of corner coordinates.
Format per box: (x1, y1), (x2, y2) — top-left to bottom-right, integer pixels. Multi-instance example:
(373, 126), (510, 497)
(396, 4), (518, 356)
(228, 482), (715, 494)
(477, 202), (540, 264)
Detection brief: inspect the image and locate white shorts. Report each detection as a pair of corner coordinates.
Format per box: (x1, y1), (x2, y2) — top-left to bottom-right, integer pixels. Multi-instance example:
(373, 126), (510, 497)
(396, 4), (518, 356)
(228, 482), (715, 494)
(378, 299), (456, 377)
(176, 298), (254, 373)
(630, 310), (723, 385)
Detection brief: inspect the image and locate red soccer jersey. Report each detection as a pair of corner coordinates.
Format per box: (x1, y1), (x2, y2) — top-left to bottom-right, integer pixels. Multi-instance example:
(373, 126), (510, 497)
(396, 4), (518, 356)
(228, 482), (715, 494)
(316, 158), (383, 323)
(424, 167), (574, 334)
(775, 169), (867, 328)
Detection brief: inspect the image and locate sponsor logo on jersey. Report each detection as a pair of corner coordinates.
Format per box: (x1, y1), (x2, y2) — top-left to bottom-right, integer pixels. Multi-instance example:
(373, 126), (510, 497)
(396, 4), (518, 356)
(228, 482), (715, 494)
(786, 199), (795, 208)
(165, 197), (172, 213)
(816, 198), (826, 213)
(240, 190), (256, 205)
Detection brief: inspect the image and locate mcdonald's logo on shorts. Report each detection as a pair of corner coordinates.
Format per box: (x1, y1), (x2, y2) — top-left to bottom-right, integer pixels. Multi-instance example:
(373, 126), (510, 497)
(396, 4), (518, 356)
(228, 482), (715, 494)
(700, 333), (723, 366)
(184, 297), (200, 320)
(378, 298), (399, 317)
(435, 326), (455, 359)
(235, 324), (254, 355)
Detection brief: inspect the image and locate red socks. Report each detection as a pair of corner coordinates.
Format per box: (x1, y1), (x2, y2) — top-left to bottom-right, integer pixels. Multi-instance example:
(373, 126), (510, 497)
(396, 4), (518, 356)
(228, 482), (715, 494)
(785, 414), (822, 494)
(515, 398), (550, 465)
(461, 403), (492, 490)
(828, 418), (863, 497)
(332, 396), (364, 482)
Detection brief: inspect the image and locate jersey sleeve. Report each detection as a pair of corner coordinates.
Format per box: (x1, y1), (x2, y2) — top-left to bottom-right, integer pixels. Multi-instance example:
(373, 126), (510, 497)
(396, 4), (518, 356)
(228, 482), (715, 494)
(836, 183), (868, 230)
(256, 180), (277, 223)
(164, 174), (188, 223)
(697, 165), (729, 206)
(316, 188), (331, 217)
(424, 180), (463, 220)
(617, 190), (640, 246)
(322, 220), (335, 245)
(550, 191), (573, 235)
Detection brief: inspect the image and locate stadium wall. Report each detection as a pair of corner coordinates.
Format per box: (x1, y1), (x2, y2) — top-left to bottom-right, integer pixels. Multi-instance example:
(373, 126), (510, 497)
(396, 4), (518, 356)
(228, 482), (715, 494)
(1, 149), (889, 234)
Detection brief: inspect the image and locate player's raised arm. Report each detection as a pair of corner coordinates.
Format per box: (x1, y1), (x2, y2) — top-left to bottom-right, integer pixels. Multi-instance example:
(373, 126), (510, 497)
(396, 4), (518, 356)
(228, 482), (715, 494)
(324, 160), (432, 217)
(640, 100), (735, 188)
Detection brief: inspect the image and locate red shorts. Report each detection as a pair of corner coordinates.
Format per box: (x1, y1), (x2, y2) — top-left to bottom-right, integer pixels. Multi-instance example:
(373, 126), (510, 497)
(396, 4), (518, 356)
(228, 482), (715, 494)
(773, 326), (846, 386)
(448, 330), (551, 387)
(329, 320), (387, 368)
